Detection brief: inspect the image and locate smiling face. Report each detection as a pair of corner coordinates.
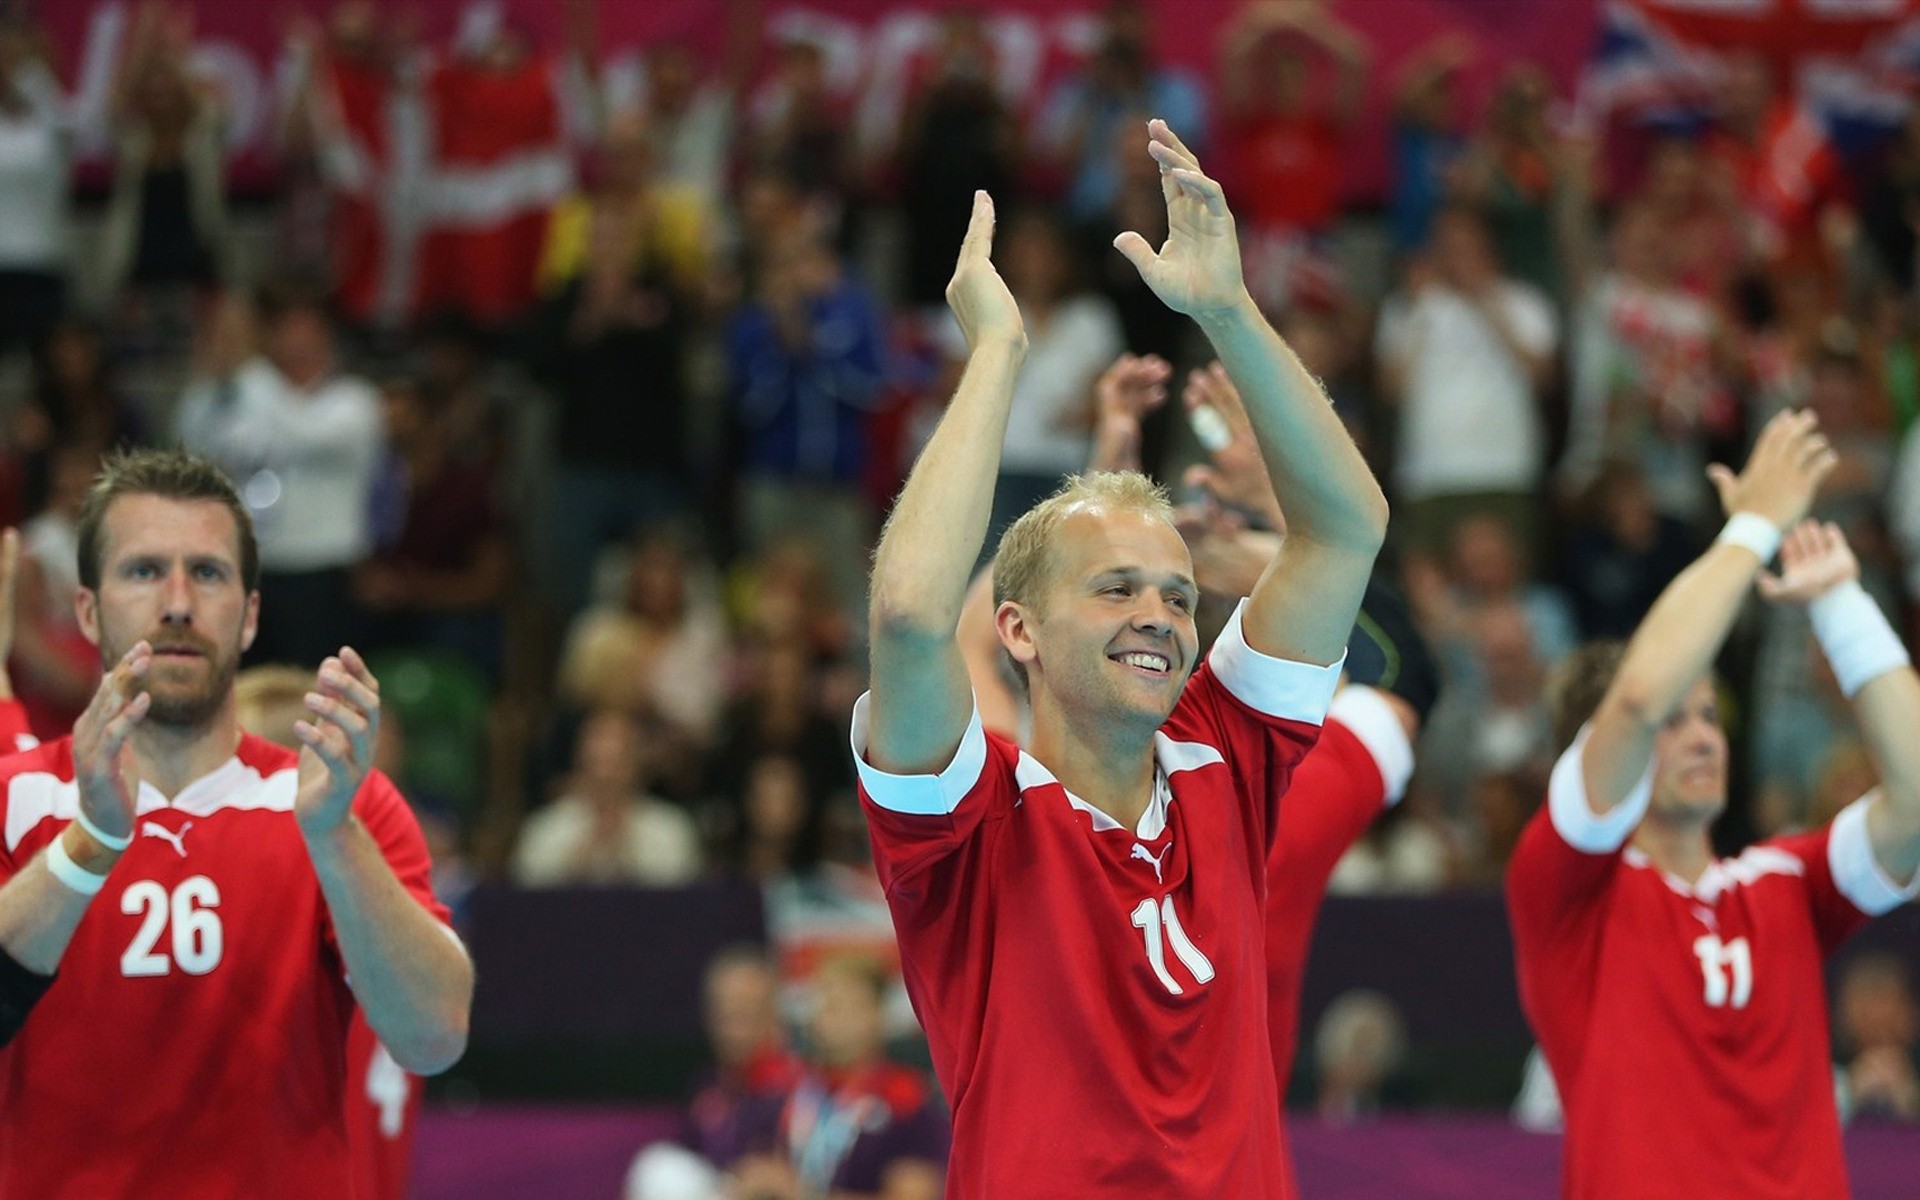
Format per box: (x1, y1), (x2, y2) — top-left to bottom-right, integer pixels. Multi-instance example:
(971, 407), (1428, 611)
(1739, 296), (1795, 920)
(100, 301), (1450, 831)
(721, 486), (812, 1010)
(1647, 678), (1728, 825)
(999, 503), (1198, 738)
(77, 495), (258, 730)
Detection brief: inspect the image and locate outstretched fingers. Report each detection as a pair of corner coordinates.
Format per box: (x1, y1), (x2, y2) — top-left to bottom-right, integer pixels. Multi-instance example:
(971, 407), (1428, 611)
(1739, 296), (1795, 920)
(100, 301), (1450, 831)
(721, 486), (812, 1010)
(959, 190), (996, 265)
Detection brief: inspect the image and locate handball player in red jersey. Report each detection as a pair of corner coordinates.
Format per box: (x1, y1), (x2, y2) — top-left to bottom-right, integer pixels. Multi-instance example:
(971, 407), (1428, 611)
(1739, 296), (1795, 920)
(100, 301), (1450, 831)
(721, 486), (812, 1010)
(853, 120), (1388, 1198)
(0, 449), (473, 1200)
(1508, 411), (1920, 1200)
(960, 352), (1435, 1200)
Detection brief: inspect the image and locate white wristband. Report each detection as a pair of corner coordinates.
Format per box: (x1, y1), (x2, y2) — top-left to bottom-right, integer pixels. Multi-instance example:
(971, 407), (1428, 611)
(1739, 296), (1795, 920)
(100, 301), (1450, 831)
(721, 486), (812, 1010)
(1809, 581), (1910, 698)
(74, 807), (131, 852)
(1716, 512), (1782, 564)
(43, 832), (108, 896)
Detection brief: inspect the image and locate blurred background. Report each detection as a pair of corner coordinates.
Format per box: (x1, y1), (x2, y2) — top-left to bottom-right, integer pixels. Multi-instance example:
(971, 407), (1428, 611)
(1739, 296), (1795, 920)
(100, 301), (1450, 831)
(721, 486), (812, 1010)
(12, 0), (1920, 1195)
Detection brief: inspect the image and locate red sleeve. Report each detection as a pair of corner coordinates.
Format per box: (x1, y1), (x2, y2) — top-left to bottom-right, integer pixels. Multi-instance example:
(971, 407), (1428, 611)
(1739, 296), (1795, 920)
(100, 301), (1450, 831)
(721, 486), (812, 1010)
(1504, 728), (1649, 1095)
(0, 700), (36, 755)
(1768, 797), (1919, 956)
(849, 695), (1018, 897)
(1269, 720), (1387, 898)
(324, 771), (453, 951)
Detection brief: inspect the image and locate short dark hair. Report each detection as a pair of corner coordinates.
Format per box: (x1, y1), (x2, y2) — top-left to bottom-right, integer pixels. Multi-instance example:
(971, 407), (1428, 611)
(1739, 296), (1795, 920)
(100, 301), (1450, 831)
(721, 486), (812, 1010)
(75, 448), (260, 592)
(1546, 641), (1628, 754)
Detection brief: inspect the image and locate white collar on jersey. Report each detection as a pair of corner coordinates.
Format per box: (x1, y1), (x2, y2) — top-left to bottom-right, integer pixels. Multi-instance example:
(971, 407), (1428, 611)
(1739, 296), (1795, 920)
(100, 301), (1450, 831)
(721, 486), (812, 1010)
(1010, 732), (1224, 839)
(1622, 844), (1806, 905)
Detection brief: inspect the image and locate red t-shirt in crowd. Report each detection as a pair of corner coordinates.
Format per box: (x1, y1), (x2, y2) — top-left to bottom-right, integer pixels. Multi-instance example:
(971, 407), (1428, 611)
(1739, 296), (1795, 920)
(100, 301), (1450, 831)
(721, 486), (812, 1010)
(854, 601), (1339, 1199)
(1227, 110), (1343, 234)
(1507, 727), (1917, 1200)
(1265, 686), (1412, 1188)
(0, 735), (452, 1200)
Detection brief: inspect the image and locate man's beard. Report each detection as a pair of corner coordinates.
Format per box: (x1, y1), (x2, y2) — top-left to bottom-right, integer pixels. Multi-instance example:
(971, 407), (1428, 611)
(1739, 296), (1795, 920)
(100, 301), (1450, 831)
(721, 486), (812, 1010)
(102, 633), (239, 731)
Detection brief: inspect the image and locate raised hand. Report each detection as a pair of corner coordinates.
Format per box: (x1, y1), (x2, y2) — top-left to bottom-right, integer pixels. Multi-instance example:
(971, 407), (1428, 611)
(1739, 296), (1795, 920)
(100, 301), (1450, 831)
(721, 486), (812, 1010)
(946, 190), (1025, 354)
(1112, 119), (1251, 322)
(71, 643), (153, 846)
(1089, 353), (1171, 473)
(1758, 520), (1859, 606)
(1706, 409), (1837, 533)
(1180, 362), (1283, 530)
(294, 648), (381, 838)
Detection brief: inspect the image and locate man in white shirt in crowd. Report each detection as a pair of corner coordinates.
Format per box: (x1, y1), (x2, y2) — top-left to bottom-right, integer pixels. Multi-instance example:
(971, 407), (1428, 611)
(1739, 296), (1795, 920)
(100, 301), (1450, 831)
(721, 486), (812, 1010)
(1376, 204), (1556, 561)
(177, 286), (384, 667)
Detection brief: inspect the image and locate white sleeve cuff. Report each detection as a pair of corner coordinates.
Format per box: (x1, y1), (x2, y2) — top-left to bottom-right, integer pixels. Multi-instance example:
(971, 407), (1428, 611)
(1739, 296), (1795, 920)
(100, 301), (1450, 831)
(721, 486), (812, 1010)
(1828, 796), (1920, 916)
(848, 692), (990, 816)
(1207, 599), (1344, 726)
(1546, 724), (1653, 855)
(1327, 685), (1414, 805)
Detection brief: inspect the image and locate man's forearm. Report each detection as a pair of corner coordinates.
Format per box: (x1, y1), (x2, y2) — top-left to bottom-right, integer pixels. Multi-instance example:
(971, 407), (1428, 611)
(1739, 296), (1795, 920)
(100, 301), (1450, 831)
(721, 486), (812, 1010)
(305, 818), (472, 1075)
(870, 340), (1025, 635)
(1195, 296), (1387, 550)
(0, 826), (121, 974)
(1609, 545), (1758, 725)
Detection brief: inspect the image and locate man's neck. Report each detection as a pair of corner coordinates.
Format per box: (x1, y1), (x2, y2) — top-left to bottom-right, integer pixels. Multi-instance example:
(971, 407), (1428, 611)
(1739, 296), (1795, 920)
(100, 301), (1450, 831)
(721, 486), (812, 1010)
(127, 708), (244, 800)
(1630, 814), (1716, 886)
(1028, 702), (1158, 832)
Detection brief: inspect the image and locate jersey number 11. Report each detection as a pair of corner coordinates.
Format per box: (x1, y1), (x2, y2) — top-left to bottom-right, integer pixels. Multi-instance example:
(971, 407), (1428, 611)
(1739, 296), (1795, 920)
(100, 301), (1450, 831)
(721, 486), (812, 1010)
(1131, 895), (1215, 995)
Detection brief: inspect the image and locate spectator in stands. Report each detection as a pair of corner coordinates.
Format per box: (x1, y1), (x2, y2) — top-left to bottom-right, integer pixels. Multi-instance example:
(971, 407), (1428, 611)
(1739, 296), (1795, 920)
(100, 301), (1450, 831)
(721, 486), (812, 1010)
(17, 318), (148, 515)
(99, 0), (232, 303)
(532, 109), (710, 614)
(1406, 512), (1578, 680)
(558, 525), (728, 749)
(10, 441), (98, 739)
(512, 708), (704, 887)
(1377, 206), (1557, 556)
(1416, 601), (1556, 820)
(726, 222), (886, 622)
(1390, 33), (1473, 256)
(1453, 64), (1565, 297)
(709, 636), (853, 822)
(1039, 0), (1206, 225)
(636, 25), (753, 212)
(747, 39), (851, 216)
(895, 11), (1020, 310)
(713, 750), (828, 887)
(1313, 989), (1410, 1122)
(354, 373), (510, 678)
(1559, 462), (1699, 640)
(1835, 954), (1920, 1122)
(1215, 0), (1368, 309)
(1561, 201), (1740, 523)
(0, 9), (71, 354)
(722, 956), (949, 1200)
(176, 285), (384, 666)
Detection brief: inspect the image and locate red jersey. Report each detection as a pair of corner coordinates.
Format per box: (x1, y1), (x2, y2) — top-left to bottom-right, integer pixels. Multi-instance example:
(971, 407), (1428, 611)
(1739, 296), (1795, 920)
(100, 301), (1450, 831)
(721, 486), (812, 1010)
(1227, 111), (1343, 234)
(1265, 686), (1412, 1184)
(345, 1013), (421, 1200)
(1507, 728), (1918, 1200)
(0, 699), (35, 754)
(0, 734), (451, 1200)
(854, 602), (1339, 1199)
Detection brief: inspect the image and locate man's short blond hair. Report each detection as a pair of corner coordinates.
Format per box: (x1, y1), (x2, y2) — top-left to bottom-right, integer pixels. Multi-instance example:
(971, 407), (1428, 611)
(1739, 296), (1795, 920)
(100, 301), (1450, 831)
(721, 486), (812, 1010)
(991, 471), (1177, 608)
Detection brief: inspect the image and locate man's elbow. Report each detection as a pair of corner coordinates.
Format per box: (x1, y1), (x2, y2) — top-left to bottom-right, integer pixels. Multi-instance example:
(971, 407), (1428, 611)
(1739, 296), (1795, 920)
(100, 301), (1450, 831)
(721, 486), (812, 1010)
(390, 1007), (471, 1077)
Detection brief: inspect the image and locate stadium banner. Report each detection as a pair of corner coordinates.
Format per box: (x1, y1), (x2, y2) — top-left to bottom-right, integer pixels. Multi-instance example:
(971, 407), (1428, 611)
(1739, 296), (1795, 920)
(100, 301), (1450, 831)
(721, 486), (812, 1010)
(43, 0), (1599, 199)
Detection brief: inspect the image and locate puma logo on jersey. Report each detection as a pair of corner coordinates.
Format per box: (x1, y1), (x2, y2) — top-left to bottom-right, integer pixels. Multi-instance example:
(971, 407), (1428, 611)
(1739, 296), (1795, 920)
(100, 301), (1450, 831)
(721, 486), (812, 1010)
(1131, 842), (1169, 884)
(141, 821), (193, 858)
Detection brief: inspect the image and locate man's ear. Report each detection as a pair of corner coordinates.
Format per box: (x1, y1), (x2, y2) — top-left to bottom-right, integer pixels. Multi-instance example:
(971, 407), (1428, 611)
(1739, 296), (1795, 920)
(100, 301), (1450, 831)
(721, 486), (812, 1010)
(995, 599), (1039, 672)
(240, 590), (260, 653)
(75, 587), (100, 648)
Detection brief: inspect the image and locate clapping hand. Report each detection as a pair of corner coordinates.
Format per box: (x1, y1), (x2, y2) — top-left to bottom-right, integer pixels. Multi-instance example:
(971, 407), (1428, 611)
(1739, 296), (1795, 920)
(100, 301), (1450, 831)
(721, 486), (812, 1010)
(1181, 362), (1283, 531)
(1757, 520), (1858, 606)
(1112, 119), (1252, 322)
(1089, 353), (1171, 473)
(293, 648), (382, 839)
(1706, 409), (1837, 534)
(71, 643), (152, 848)
(947, 191), (1025, 354)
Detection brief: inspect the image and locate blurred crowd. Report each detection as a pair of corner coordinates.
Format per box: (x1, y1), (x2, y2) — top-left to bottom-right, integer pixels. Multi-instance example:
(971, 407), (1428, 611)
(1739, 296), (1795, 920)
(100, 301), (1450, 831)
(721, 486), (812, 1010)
(11, 0), (1920, 1145)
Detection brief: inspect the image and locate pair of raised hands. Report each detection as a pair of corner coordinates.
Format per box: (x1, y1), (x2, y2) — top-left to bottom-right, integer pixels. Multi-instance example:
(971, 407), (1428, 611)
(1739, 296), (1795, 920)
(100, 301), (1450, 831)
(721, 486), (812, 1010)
(946, 118), (1246, 353)
(1709, 407), (1856, 605)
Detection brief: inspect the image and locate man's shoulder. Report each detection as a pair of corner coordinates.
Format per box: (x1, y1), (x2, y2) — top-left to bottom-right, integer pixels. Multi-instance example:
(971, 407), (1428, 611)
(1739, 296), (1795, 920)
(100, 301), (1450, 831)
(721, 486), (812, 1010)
(0, 737), (73, 788)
